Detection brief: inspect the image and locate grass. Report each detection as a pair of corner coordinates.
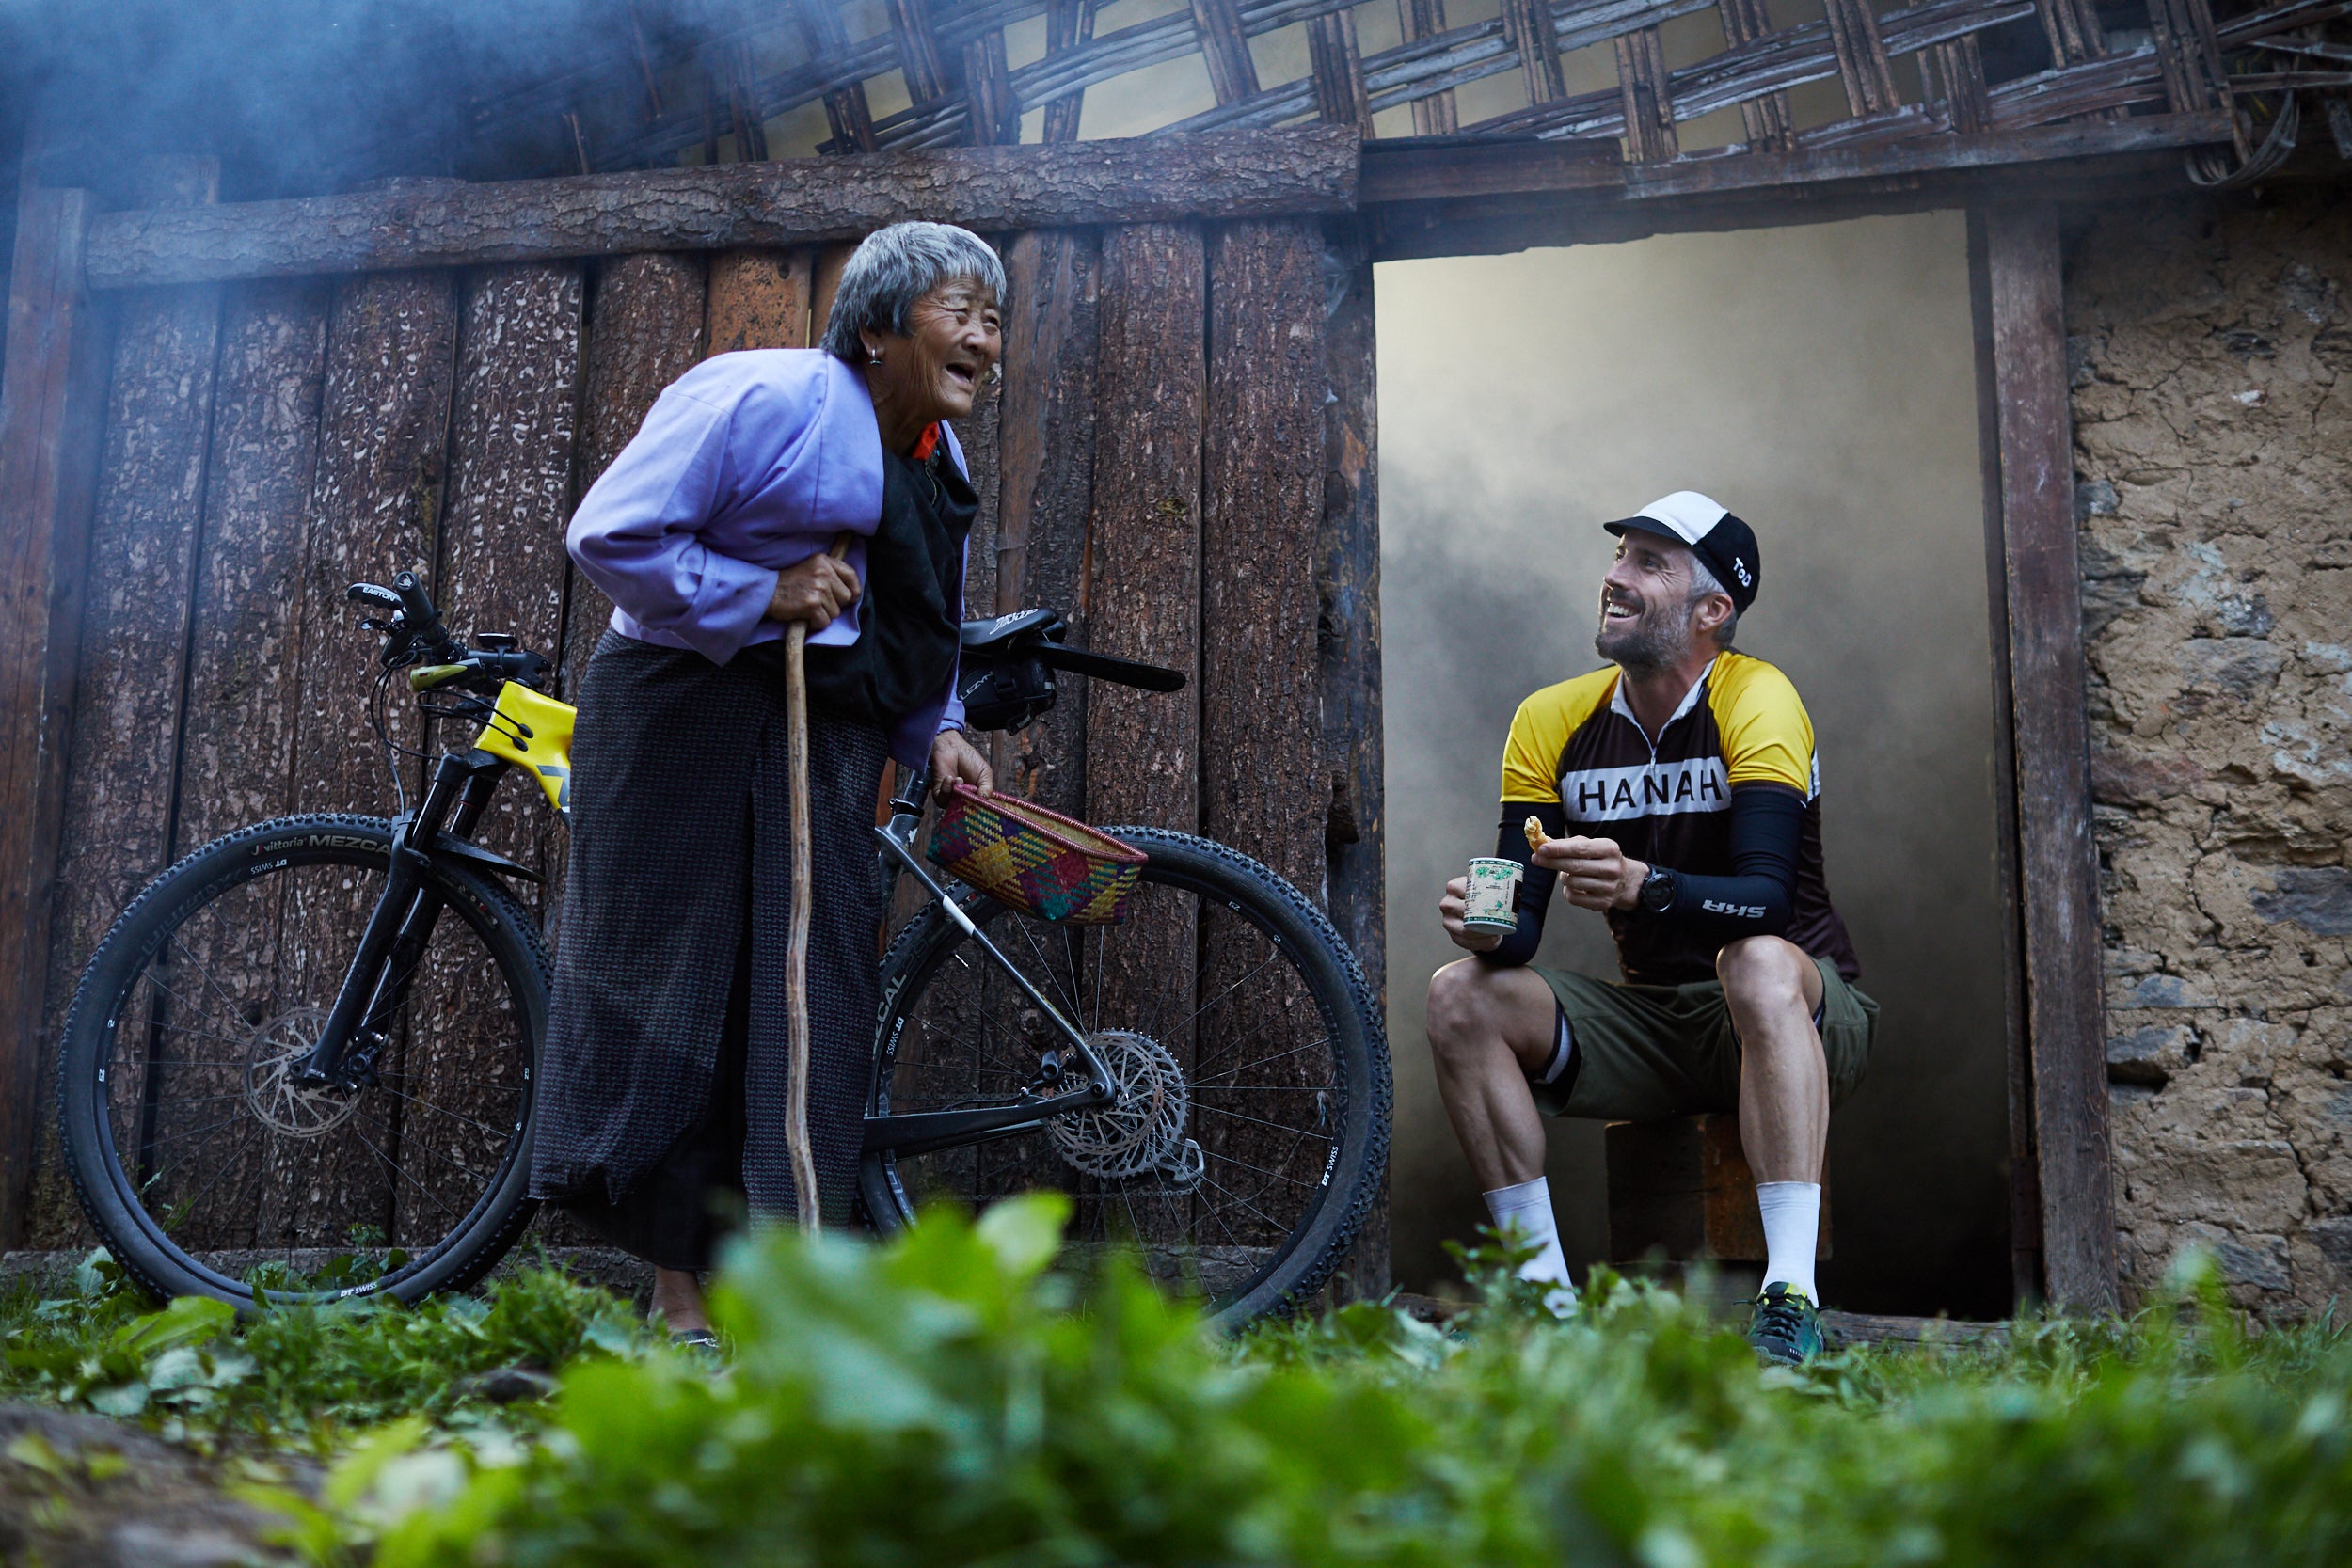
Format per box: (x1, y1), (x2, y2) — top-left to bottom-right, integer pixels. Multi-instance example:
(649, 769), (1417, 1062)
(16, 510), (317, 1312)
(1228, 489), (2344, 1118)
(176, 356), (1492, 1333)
(4, 1214), (2350, 1565)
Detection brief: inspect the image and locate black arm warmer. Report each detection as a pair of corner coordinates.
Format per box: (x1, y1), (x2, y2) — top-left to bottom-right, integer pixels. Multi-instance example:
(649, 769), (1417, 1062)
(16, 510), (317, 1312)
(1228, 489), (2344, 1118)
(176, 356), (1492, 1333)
(1661, 784), (1804, 940)
(1474, 785), (1804, 965)
(1476, 801), (1568, 969)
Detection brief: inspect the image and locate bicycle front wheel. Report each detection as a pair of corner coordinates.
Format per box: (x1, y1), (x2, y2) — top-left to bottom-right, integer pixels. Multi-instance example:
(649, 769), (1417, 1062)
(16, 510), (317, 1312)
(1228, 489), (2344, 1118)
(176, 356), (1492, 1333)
(862, 829), (1390, 1330)
(56, 814), (548, 1307)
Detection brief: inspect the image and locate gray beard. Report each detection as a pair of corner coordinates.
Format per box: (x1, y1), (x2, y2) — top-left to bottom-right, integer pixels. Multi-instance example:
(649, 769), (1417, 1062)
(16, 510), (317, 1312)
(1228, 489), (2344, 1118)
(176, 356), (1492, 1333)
(1595, 599), (1695, 673)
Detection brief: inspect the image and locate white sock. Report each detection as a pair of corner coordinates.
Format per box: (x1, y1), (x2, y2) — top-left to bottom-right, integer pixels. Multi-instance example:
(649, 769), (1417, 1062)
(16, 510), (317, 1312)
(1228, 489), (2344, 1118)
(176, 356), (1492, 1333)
(1756, 1181), (1821, 1303)
(1482, 1176), (1577, 1316)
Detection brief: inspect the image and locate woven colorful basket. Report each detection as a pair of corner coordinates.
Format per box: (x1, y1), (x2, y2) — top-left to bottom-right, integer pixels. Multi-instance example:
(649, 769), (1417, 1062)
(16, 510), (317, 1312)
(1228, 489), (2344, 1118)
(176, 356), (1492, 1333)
(927, 784), (1148, 925)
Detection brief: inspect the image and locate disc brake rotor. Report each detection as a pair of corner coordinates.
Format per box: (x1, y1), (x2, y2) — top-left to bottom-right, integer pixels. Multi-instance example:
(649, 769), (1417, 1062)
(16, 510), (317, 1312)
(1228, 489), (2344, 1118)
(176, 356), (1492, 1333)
(1048, 1029), (1194, 1180)
(244, 1006), (362, 1138)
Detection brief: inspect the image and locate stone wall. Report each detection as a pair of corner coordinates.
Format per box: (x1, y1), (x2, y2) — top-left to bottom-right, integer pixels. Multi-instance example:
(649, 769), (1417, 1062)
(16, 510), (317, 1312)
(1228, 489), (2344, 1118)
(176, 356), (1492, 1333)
(2068, 187), (2352, 1312)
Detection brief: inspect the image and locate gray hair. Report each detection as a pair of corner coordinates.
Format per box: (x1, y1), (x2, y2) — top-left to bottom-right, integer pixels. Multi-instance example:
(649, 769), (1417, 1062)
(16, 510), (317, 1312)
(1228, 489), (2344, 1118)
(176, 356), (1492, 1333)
(1686, 555), (1740, 649)
(819, 222), (1007, 362)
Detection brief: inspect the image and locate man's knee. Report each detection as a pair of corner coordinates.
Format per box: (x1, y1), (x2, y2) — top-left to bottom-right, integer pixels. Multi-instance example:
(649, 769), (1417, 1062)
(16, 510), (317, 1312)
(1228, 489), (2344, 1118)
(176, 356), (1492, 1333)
(1425, 958), (1494, 1057)
(1715, 935), (1812, 1019)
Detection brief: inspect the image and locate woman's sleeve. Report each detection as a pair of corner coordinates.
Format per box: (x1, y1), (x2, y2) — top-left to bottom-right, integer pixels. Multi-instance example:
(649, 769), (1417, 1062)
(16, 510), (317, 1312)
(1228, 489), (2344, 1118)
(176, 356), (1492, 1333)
(566, 388), (779, 666)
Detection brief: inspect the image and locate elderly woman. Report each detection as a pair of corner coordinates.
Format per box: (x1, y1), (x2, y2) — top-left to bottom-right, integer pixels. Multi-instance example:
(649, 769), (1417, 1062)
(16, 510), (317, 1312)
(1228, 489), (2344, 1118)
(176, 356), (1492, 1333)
(533, 223), (1002, 1339)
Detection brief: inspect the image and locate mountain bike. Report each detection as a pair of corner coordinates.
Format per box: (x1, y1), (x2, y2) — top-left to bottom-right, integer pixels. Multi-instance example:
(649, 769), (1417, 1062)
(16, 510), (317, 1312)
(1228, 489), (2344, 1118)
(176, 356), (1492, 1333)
(56, 572), (1391, 1330)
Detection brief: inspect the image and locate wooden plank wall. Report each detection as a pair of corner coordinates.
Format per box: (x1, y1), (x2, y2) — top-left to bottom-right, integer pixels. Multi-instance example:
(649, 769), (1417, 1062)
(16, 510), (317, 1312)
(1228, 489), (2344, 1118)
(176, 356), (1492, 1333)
(8, 214), (1386, 1294)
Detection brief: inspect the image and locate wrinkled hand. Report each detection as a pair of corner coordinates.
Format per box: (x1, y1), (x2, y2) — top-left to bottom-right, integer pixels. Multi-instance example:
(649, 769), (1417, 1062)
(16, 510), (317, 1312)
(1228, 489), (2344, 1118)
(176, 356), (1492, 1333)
(1533, 835), (1647, 911)
(768, 553), (861, 630)
(1438, 875), (1505, 953)
(929, 729), (993, 801)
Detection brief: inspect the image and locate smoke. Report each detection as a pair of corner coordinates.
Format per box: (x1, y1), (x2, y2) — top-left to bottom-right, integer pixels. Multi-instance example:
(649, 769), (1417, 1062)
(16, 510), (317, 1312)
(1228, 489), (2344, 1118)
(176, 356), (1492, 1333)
(0, 0), (726, 198)
(1377, 211), (2015, 1317)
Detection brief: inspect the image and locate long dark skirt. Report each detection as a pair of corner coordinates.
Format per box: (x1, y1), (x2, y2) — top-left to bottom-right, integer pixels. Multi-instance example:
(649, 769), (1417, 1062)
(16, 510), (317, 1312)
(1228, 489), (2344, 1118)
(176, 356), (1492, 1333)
(530, 630), (891, 1268)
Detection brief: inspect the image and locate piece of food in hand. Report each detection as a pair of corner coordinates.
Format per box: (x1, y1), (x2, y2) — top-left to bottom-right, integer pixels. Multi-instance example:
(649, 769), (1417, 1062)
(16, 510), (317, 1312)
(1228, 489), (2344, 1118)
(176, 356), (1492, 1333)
(1523, 816), (1549, 854)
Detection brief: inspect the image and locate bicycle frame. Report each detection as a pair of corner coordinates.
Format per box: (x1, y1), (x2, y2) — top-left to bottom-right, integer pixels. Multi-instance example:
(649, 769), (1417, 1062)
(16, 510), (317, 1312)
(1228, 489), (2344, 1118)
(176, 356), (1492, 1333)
(294, 683), (1118, 1156)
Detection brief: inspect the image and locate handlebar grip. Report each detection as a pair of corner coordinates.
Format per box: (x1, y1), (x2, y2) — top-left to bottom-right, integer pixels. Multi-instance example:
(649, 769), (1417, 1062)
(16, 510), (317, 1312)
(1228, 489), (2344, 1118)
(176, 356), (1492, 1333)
(390, 570), (456, 658)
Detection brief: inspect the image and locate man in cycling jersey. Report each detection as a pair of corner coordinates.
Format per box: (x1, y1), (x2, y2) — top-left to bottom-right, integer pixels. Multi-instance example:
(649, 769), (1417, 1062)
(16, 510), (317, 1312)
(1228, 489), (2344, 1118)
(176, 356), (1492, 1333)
(1428, 491), (1874, 1364)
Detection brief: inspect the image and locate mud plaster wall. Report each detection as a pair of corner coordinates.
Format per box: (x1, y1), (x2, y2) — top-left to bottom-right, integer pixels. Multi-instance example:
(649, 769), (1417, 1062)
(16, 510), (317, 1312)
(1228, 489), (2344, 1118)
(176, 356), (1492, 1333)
(2068, 187), (2352, 1314)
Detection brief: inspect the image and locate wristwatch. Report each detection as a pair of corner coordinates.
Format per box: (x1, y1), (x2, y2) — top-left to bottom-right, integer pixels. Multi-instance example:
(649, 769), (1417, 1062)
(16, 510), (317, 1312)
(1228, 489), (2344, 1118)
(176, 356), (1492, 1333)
(1636, 864), (1678, 914)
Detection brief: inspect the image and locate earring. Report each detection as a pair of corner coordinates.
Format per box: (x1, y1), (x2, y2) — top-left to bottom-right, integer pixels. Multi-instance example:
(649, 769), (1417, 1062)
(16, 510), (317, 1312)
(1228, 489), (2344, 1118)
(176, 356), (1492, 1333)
(989, 363), (1003, 386)
(868, 349), (883, 365)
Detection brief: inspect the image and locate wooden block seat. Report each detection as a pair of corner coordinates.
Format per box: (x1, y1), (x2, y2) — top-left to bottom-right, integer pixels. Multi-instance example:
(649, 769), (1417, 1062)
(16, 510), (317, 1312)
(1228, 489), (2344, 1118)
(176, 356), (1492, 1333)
(1604, 1113), (1830, 1263)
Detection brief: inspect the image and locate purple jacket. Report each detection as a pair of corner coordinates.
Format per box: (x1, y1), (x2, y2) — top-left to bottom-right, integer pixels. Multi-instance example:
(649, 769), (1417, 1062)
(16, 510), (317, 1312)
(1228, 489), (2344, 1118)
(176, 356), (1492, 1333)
(566, 349), (968, 768)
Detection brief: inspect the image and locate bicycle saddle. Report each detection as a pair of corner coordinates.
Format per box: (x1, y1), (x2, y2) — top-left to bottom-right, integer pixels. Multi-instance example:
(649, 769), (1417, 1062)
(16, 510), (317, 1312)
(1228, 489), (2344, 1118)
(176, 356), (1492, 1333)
(961, 608), (1060, 650)
(954, 608), (1184, 732)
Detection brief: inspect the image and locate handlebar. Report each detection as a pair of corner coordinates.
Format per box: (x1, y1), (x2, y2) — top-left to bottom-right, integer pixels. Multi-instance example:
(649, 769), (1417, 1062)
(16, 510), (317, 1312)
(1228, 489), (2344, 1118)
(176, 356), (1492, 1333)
(346, 574), (547, 694)
(389, 570), (457, 664)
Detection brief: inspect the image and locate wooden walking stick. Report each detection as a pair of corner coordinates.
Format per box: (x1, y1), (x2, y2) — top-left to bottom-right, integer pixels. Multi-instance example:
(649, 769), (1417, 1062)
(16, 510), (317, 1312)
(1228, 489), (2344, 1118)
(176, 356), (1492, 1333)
(783, 533), (852, 1236)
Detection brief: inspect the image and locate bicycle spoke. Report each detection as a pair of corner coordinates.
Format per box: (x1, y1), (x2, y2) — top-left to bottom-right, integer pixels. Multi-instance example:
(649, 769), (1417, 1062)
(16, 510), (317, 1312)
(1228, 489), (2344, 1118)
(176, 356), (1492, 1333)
(154, 1124), (263, 1234)
(1207, 1149), (1321, 1191)
(1194, 1101), (1328, 1140)
(344, 1114), (465, 1229)
(1192, 1038), (1331, 1085)
(138, 1111), (255, 1154)
(172, 935), (273, 1032)
(373, 1084), (516, 1140)
(1194, 1172), (1286, 1234)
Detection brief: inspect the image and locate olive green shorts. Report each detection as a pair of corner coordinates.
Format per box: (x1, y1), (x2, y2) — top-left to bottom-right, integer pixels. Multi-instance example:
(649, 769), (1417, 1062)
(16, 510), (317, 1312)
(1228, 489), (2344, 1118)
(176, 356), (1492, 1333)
(1527, 957), (1876, 1121)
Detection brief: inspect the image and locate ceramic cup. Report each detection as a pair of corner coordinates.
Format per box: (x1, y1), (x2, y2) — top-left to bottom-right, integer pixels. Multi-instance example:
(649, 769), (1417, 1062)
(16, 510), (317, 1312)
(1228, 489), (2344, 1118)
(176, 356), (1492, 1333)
(1462, 857), (1523, 933)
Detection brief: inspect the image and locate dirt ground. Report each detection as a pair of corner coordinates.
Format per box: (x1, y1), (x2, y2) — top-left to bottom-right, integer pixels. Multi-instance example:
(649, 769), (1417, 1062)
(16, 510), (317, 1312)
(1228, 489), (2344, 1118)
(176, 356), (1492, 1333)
(0, 1403), (309, 1567)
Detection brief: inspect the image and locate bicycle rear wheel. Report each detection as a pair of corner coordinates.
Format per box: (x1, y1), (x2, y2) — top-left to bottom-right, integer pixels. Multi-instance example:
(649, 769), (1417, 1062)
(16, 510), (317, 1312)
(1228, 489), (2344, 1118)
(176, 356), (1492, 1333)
(56, 814), (548, 1307)
(862, 829), (1390, 1330)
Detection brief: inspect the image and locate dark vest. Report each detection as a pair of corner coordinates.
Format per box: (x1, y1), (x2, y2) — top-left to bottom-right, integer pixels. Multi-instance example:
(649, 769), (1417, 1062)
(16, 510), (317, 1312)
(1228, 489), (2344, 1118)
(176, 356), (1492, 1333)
(778, 428), (974, 726)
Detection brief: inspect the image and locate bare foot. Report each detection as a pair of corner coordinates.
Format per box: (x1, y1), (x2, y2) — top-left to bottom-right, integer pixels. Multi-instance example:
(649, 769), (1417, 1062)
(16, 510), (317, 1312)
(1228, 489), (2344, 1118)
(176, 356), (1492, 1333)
(651, 1266), (709, 1337)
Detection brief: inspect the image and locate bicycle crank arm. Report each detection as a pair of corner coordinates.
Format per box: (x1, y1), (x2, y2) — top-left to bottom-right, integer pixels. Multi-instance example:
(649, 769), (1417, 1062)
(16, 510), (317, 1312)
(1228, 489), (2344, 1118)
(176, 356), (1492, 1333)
(870, 825), (1115, 1101)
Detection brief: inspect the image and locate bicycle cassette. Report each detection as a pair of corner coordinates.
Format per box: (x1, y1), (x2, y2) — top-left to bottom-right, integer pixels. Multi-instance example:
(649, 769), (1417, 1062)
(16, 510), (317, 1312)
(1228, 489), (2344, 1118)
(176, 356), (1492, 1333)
(1049, 1029), (1198, 1184)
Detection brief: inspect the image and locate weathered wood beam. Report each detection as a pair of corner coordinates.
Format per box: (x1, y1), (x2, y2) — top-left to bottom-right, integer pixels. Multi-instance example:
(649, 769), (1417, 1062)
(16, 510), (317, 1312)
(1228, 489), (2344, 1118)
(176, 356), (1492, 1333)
(705, 249), (815, 356)
(1202, 218), (1324, 897)
(1396, 0), (1460, 134)
(0, 185), (111, 1246)
(1463, 0), (2035, 140)
(1357, 109), (2229, 214)
(1085, 224), (1197, 833)
(1819, 0), (1901, 117)
(998, 228), (1103, 815)
(1975, 204), (2116, 1313)
(1192, 0), (1264, 103)
(86, 132), (1361, 290)
(1359, 134), (1624, 204)
(1613, 26), (1681, 161)
(962, 29), (1021, 147)
(1041, 0), (1096, 143)
(27, 158), (222, 1248)
(1619, 106), (2228, 196)
(1309, 10), (1375, 132)
(1926, 34), (1994, 135)
(1965, 210), (2042, 1310)
(562, 253), (707, 707)
(1503, 0), (1569, 103)
(1365, 137), (2225, 258)
(793, 0), (881, 151)
(1717, 0), (1794, 150)
(887, 0), (956, 103)
(1321, 220), (1388, 1299)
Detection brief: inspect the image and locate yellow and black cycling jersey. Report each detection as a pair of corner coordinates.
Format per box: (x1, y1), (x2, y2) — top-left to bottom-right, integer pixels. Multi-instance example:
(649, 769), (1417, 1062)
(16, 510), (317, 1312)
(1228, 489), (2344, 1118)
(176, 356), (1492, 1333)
(1498, 650), (1859, 987)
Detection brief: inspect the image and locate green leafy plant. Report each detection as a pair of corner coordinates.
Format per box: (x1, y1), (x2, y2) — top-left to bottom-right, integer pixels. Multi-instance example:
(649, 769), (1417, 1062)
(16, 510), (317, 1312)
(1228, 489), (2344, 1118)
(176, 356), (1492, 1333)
(0, 1248), (659, 1449)
(294, 1218), (2352, 1568)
